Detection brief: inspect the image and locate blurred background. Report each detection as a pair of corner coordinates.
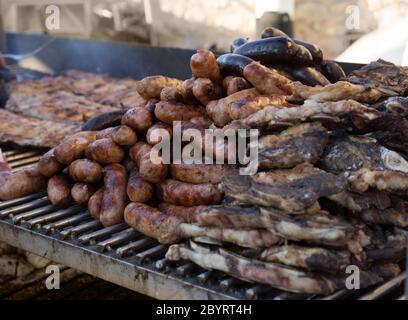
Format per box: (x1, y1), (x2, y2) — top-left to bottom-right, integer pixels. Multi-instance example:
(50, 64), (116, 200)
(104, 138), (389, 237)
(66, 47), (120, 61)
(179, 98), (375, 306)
(0, 0), (408, 64)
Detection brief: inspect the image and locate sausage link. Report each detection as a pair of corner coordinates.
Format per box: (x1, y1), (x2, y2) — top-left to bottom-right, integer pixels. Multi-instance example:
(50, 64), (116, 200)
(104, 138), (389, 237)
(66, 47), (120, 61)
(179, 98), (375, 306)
(96, 125), (137, 146)
(160, 86), (183, 102)
(155, 101), (205, 124)
(124, 202), (182, 244)
(158, 203), (205, 224)
(170, 163), (237, 184)
(190, 49), (222, 83)
(121, 107), (153, 132)
(99, 164), (127, 227)
(68, 159), (103, 183)
(146, 122), (173, 146)
(0, 165), (46, 201)
(157, 179), (223, 207)
(85, 138), (125, 165)
(136, 76), (182, 99)
(88, 187), (104, 219)
(129, 142), (168, 183)
(181, 78), (199, 104)
(54, 131), (97, 165)
(38, 148), (64, 177)
(192, 78), (223, 105)
(127, 168), (154, 203)
(71, 182), (96, 204)
(47, 174), (72, 206)
(223, 76), (250, 96)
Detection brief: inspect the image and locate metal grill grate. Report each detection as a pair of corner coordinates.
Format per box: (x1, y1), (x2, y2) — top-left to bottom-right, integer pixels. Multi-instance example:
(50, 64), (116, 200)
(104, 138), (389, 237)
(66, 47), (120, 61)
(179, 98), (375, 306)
(0, 147), (406, 300)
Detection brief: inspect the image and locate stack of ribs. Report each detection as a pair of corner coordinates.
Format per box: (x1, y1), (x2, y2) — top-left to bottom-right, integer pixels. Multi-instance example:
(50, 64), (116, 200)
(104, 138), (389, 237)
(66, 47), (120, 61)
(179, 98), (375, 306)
(2, 29), (408, 296)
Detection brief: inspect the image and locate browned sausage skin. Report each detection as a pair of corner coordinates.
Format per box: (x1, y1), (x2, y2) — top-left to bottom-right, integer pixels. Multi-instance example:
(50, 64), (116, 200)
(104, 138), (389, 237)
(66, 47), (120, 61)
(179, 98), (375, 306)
(99, 164), (127, 227)
(37, 148), (64, 177)
(222, 76), (250, 95)
(190, 49), (222, 83)
(146, 122), (173, 146)
(54, 131), (97, 165)
(121, 107), (153, 132)
(170, 162), (237, 184)
(160, 86), (183, 102)
(192, 78), (223, 105)
(129, 142), (168, 183)
(136, 76), (183, 99)
(155, 101), (205, 124)
(71, 182), (96, 204)
(158, 202), (205, 223)
(47, 174), (72, 206)
(68, 159), (103, 183)
(0, 165), (46, 201)
(124, 202), (182, 244)
(96, 125), (137, 146)
(181, 77), (199, 104)
(127, 168), (154, 203)
(157, 179), (223, 207)
(85, 138), (125, 165)
(88, 187), (104, 219)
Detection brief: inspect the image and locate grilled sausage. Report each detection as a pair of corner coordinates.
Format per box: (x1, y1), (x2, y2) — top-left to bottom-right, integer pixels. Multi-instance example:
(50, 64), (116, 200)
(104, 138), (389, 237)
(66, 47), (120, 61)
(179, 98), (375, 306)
(82, 110), (127, 131)
(68, 159), (103, 183)
(216, 53), (254, 77)
(181, 78), (199, 104)
(223, 76), (250, 95)
(96, 125), (137, 146)
(170, 163), (237, 184)
(38, 148), (64, 177)
(124, 202), (182, 244)
(54, 131), (97, 165)
(47, 174), (72, 206)
(154, 101), (205, 124)
(192, 78), (223, 105)
(129, 142), (168, 183)
(121, 107), (153, 132)
(157, 179), (223, 207)
(146, 122), (173, 146)
(85, 138), (125, 165)
(136, 76), (182, 99)
(234, 36), (313, 66)
(127, 168), (154, 203)
(160, 86), (183, 102)
(190, 49), (222, 83)
(319, 60), (346, 83)
(0, 165), (46, 201)
(261, 27), (287, 38)
(88, 187), (104, 219)
(71, 182), (96, 204)
(99, 164), (127, 227)
(159, 202), (205, 223)
(230, 37), (248, 52)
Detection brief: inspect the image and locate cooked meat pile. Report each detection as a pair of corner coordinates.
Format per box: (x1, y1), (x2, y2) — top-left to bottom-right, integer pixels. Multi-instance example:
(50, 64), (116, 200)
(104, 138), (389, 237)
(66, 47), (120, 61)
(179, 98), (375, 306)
(1, 27), (408, 296)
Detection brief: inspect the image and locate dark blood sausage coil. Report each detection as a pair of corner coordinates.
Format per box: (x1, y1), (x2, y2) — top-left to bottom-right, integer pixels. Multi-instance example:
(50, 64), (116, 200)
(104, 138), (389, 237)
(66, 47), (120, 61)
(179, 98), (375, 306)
(127, 168), (154, 203)
(0, 165), (46, 201)
(230, 37), (248, 52)
(85, 138), (125, 165)
(68, 159), (103, 183)
(47, 174), (72, 206)
(71, 182), (96, 204)
(88, 187), (104, 219)
(190, 49), (222, 83)
(129, 142), (168, 183)
(319, 60), (346, 83)
(261, 27), (323, 65)
(287, 67), (330, 87)
(96, 125), (137, 147)
(121, 107), (153, 132)
(38, 148), (64, 177)
(54, 132), (97, 165)
(157, 179), (223, 207)
(124, 202), (182, 244)
(99, 164), (127, 227)
(216, 53), (254, 77)
(82, 110), (127, 131)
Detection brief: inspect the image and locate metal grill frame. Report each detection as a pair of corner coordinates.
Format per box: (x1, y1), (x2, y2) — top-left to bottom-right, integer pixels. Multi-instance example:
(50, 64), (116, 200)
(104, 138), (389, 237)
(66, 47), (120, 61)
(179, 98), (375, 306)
(0, 147), (406, 300)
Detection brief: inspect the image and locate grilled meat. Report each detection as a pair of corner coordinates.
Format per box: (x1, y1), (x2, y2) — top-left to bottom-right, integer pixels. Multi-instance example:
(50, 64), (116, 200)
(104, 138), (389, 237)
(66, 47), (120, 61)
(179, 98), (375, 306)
(221, 163), (345, 213)
(257, 122), (328, 169)
(327, 190), (391, 212)
(0, 109), (81, 148)
(347, 59), (408, 96)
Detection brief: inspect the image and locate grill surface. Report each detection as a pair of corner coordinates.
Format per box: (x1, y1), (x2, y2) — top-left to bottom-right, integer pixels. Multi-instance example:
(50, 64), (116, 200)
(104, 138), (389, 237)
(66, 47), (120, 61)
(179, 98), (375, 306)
(0, 146), (406, 300)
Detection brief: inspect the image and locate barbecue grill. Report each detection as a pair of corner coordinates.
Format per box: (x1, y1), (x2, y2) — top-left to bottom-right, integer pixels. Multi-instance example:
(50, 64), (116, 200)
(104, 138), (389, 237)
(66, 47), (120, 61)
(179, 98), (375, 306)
(0, 33), (406, 300)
